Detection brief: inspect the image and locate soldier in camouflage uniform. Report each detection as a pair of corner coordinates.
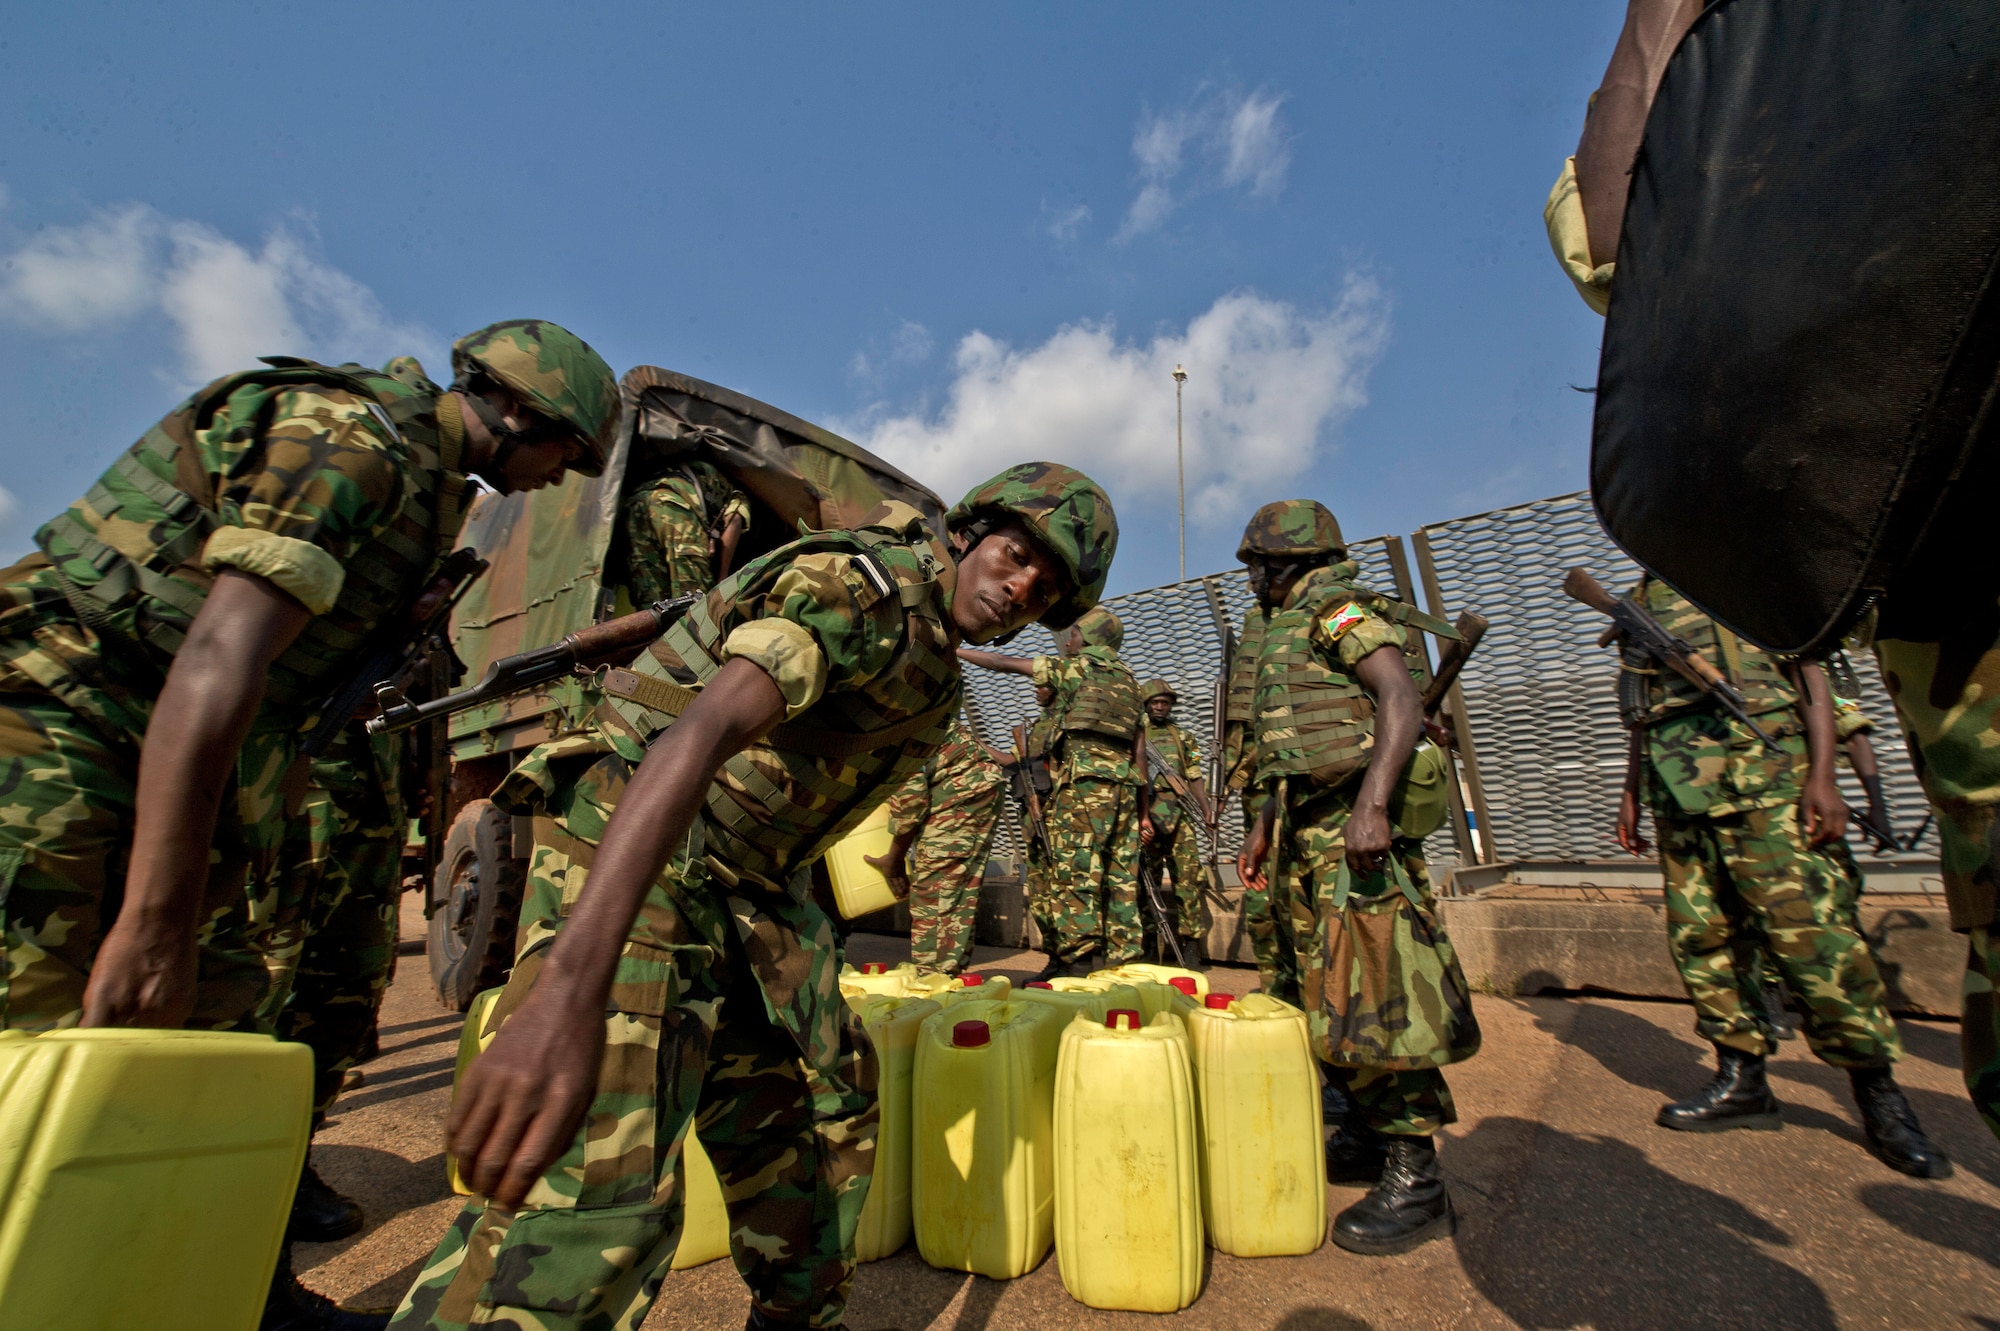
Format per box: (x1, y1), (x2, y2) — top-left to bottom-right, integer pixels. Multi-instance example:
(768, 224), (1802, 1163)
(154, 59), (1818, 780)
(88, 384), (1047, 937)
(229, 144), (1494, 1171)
(960, 607), (1146, 975)
(1235, 500), (1479, 1258)
(1222, 602), (1294, 994)
(620, 458), (752, 607)
(1139, 679), (1211, 960)
(392, 463), (1116, 1331)
(1612, 576), (1948, 1178)
(1019, 683), (1062, 948)
(0, 321), (618, 1329)
(868, 717), (1009, 974)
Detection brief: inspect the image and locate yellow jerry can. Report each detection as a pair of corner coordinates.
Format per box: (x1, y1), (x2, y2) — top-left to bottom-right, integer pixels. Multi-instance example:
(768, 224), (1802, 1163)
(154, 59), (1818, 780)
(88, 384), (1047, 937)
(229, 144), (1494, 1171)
(1074, 974), (1187, 1024)
(670, 1130), (733, 1269)
(911, 998), (1063, 1279)
(0, 1028), (312, 1331)
(1053, 1008), (1204, 1313)
(823, 802), (901, 919)
(1017, 980), (1138, 1025)
(839, 961), (915, 1002)
(447, 986), (506, 1194)
(851, 995), (943, 1261)
(1092, 962), (1209, 1000)
(1187, 992), (1326, 1257)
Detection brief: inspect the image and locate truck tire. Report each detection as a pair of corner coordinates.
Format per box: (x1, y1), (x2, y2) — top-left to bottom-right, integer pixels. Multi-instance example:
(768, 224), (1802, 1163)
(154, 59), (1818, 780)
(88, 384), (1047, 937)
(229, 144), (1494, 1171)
(429, 799), (526, 1011)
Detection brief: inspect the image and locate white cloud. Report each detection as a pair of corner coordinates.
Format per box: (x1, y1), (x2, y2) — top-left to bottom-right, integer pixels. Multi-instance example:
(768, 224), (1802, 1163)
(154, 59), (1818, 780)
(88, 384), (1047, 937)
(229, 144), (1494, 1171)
(849, 318), (935, 382)
(0, 203), (436, 384)
(842, 279), (1389, 522)
(1041, 200), (1092, 243)
(1117, 86), (1293, 241)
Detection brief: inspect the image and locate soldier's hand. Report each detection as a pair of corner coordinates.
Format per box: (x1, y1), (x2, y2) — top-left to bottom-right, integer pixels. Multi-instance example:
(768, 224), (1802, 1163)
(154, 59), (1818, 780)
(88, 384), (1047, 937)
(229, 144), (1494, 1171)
(1238, 818), (1271, 892)
(863, 852), (911, 900)
(1616, 787), (1651, 856)
(1343, 805), (1393, 873)
(1140, 816), (1157, 846)
(448, 983), (605, 1209)
(1800, 774), (1850, 848)
(79, 917), (199, 1029)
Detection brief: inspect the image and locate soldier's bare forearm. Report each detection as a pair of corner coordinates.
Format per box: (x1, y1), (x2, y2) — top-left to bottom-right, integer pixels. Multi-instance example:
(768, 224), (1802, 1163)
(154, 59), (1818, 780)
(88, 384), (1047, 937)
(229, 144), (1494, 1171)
(1794, 662), (1840, 785)
(1352, 645), (1422, 817)
(1574, 0), (1704, 268)
(955, 646), (1034, 676)
(535, 658), (787, 1013)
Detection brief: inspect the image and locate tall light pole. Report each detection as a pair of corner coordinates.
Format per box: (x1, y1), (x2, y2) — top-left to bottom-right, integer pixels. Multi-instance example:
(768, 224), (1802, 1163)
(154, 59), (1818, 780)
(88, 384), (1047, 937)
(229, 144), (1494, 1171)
(1172, 363), (1188, 583)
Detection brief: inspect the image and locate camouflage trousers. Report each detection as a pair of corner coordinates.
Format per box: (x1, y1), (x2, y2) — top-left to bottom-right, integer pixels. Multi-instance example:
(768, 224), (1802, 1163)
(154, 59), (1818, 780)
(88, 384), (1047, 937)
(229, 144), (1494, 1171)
(1656, 802), (1901, 1066)
(1043, 775), (1143, 965)
(1238, 792), (1298, 996)
(1326, 1064), (1456, 1138)
(260, 745), (404, 1129)
(1965, 926), (2000, 1140)
(907, 810), (1000, 976)
(1141, 802), (1208, 941)
(0, 692), (290, 1030)
(1277, 786), (1478, 1116)
(1023, 840), (1058, 953)
(392, 951), (877, 1331)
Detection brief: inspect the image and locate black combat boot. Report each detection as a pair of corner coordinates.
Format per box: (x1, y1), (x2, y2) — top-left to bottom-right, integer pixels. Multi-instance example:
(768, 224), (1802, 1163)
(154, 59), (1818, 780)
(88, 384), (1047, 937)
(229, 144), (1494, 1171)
(1320, 1076), (1387, 1183)
(1851, 1066), (1954, 1179)
(288, 1159), (364, 1243)
(260, 1243), (390, 1331)
(1330, 1136), (1456, 1256)
(1656, 1046), (1781, 1132)
(1050, 947), (1101, 980)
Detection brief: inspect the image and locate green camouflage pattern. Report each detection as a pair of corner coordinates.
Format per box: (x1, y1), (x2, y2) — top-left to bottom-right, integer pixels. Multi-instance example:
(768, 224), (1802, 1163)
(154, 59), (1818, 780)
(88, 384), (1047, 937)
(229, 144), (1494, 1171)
(1071, 606), (1123, 651)
(1275, 787), (1480, 1073)
(451, 319), (619, 471)
(1251, 562), (1407, 791)
(1143, 717), (1209, 939)
(1643, 711), (1811, 820)
(1141, 677), (1177, 702)
(886, 719), (1007, 974)
(263, 724), (406, 1127)
(1023, 704), (1061, 949)
(945, 462), (1118, 629)
(398, 754), (881, 1330)
(1655, 801), (1901, 1066)
(1222, 606), (1267, 791)
(1965, 926), (1999, 1140)
(620, 461), (750, 606)
(1329, 1064), (1456, 1138)
(1044, 772), (1144, 965)
(1875, 630), (2000, 933)
(1626, 577), (1796, 728)
(1235, 498), (1346, 561)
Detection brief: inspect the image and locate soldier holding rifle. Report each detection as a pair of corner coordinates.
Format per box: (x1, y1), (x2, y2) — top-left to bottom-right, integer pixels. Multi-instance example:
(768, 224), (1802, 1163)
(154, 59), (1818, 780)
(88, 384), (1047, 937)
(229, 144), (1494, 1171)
(1140, 678), (1213, 965)
(1570, 569), (1948, 1178)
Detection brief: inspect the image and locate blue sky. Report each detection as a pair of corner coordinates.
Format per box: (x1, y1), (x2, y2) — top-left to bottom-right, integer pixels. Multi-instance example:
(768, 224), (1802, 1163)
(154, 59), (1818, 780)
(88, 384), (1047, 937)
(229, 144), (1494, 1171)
(0, 2), (1614, 595)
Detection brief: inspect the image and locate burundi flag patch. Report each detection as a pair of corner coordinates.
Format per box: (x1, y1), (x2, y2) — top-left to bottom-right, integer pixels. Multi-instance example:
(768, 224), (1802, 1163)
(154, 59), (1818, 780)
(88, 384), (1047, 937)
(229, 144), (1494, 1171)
(1322, 603), (1369, 640)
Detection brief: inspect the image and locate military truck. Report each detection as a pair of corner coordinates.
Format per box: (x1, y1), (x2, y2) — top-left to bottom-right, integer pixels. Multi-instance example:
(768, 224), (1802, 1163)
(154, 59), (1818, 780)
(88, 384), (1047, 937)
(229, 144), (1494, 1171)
(420, 365), (946, 1008)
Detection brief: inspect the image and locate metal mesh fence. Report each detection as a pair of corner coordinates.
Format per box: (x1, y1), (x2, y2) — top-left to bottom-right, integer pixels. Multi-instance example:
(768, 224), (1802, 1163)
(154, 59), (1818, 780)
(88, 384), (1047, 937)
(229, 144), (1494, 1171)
(959, 490), (1930, 879)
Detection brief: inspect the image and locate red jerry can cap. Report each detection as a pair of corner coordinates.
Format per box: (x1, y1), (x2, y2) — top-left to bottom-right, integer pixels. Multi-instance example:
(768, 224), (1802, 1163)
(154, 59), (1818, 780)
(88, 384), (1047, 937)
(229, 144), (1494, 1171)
(952, 1020), (991, 1048)
(1026, 981), (1054, 989)
(1105, 1009), (1142, 1031)
(1168, 977), (1198, 996)
(1204, 993), (1234, 1010)
(961, 974), (986, 985)
(861, 963), (887, 975)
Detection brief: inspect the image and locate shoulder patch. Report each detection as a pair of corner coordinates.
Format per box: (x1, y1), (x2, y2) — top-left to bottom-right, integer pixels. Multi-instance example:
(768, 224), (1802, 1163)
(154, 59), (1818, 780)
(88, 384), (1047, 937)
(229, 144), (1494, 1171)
(1321, 603), (1369, 641)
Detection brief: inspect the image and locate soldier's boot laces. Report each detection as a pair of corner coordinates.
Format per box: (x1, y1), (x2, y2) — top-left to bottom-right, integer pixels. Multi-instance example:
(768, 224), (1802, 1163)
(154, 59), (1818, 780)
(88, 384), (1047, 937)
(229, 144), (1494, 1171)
(1851, 1066), (1953, 1179)
(1329, 1136), (1456, 1257)
(1656, 1047), (1782, 1132)
(261, 1243), (390, 1331)
(288, 1160), (365, 1243)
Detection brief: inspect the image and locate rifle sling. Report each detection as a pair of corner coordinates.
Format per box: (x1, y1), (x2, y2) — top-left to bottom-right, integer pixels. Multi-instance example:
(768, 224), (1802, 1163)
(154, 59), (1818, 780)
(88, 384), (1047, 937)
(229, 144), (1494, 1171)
(597, 666), (953, 759)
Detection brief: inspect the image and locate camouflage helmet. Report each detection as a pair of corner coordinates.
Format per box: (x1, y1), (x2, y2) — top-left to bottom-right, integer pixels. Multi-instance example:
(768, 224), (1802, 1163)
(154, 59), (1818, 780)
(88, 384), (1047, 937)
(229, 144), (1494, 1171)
(1236, 499), (1345, 562)
(947, 462), (1118, 629)
(1071, 607), (1123, 651)
(1142, 676), (1177, 703)
(451, 319), (619, 476)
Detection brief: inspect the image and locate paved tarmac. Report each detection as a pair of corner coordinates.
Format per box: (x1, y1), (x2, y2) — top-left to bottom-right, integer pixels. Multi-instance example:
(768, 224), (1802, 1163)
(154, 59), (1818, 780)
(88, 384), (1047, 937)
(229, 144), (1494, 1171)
(298, 895), (2000, 1329)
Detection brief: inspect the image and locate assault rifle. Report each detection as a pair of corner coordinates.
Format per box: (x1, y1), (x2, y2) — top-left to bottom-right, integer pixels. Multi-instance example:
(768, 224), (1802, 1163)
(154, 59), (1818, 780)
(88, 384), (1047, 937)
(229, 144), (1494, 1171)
(1009, 723), (1051, 857)
(1206, 619), (1236, 872)
(1143, 736), (1229, 911)
(303, 547), (488, 759)
(1563, 568), (1782, 752)
(1138, 858), (1190, 968)
(367, 592), (701, 735)
(1420, 612), (1488, 718)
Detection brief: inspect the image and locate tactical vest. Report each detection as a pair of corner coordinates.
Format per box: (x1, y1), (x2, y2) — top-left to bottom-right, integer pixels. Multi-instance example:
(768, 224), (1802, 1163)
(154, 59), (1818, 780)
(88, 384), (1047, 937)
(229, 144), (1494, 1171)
(34, 358), (464, 714)
(1254, 570), (1453, 790)
(1630, 577), (1796, 726)
(595, 522), (960, 889)
(1146, 719), (1196, 780)
(1058, 653), (1141, 745)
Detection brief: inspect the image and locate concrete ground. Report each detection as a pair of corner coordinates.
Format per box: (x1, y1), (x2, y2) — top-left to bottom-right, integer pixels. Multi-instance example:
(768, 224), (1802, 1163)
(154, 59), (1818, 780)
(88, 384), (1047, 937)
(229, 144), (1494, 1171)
(297, 896), (2000, 1329)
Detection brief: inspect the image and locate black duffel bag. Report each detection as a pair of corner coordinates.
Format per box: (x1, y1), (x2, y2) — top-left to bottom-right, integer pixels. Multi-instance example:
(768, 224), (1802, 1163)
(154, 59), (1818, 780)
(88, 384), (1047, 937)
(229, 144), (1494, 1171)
(1592, 0), (2000, 656)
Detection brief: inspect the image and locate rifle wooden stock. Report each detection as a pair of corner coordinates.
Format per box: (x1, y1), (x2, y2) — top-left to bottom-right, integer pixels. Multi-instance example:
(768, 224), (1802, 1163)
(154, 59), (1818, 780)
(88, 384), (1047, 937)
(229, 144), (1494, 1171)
(1420, 611), (1488, 716)
(1011, 723), (1049, 853)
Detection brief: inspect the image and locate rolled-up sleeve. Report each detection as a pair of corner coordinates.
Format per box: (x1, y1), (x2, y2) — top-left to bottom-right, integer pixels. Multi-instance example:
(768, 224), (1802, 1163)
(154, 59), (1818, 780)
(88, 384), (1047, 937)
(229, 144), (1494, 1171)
(1545, 156), (1614, 315)
(202, 526), (347, 615)
(721, 618), (829, 718)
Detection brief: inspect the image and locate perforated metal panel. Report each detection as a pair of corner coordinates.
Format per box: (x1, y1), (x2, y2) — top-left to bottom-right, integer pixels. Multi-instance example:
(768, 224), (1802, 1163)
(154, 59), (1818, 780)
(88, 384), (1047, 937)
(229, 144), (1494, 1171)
(1415, 492), (1929, 864)
(960, 490), (1931, 877)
